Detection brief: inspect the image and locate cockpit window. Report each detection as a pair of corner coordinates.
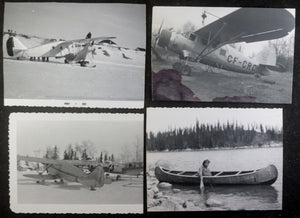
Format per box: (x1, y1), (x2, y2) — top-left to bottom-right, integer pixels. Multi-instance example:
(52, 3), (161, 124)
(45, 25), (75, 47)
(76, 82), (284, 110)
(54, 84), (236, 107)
(189, 33), (196, 41)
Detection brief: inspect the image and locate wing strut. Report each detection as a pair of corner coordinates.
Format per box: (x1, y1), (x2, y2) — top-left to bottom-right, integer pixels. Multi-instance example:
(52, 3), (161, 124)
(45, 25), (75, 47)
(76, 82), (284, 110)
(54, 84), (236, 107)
(194, 22), (227, 61)
(196, 32), (245, 62)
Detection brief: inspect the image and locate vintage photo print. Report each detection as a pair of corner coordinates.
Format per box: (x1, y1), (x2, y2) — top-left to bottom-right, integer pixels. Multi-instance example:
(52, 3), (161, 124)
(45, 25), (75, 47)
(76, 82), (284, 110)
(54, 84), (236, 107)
(9, 113), (143, 213)
(147, 108), (282, 211)
(3, 3), (146, 108)
(152, 7), (295, 103)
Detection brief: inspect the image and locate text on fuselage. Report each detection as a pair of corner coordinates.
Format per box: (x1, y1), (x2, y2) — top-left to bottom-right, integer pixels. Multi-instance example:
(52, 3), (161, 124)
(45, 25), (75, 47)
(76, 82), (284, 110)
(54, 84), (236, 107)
(227, 55), (257, 72)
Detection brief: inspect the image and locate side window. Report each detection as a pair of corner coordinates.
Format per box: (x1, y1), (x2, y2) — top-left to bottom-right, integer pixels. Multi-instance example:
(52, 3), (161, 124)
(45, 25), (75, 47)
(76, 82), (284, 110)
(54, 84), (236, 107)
(189, 33), (196, 41)
(220, 48), (226, 56)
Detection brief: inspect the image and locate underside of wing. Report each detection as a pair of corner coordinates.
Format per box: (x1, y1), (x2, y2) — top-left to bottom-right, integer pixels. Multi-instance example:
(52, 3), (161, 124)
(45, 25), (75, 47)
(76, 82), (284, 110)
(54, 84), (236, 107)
(193, 8), (295, 47)
(64, 159), (99, 167)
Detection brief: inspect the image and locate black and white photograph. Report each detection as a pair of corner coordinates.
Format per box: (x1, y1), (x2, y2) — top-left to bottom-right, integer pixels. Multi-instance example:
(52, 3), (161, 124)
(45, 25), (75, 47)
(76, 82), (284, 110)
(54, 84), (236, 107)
(147, 108), (282, 211)
(9, 113), (143, 213)
(3, 3), (145, 108)
(152, 7), (295, 103)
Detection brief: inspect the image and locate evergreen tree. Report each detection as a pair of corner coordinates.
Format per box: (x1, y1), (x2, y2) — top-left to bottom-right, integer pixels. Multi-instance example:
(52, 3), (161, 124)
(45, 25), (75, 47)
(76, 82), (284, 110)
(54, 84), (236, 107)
(99, 152), (103, 163)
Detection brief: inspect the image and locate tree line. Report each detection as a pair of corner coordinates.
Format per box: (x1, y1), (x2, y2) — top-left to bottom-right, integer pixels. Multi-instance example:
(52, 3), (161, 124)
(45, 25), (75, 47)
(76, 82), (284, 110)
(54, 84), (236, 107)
(43, 141), (115, 163)
(147, 120), (282, 151)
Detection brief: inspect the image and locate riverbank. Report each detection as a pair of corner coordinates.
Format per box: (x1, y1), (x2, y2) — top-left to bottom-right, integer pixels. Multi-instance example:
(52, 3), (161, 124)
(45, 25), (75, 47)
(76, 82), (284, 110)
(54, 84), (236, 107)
(147, 170), (227, 211)
(147, 142), (282, 153)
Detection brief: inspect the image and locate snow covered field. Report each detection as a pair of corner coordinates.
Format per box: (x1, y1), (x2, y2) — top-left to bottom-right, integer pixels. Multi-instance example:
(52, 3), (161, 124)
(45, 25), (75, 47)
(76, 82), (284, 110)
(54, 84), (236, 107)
(3, 46), (145, 107)
(12, 171), (143, 213)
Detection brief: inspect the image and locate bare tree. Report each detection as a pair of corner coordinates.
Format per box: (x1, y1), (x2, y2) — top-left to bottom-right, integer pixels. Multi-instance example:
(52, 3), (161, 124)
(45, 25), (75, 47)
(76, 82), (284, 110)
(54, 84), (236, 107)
(181, 21), (196, 38)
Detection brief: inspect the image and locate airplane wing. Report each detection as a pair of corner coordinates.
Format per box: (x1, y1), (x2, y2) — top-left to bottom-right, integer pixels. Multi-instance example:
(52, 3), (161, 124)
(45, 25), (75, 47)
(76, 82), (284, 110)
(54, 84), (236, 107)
(193, 8), (295, 47)
(18, 155), (59, 165)
(18, 155), (100, 167)
(42, 36), (116, 57)
(63, 159), (99, 167)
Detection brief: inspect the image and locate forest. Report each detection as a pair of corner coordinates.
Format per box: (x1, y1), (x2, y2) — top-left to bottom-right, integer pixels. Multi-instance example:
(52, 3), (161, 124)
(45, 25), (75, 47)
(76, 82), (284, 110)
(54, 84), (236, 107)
(147, 120), (282, 151)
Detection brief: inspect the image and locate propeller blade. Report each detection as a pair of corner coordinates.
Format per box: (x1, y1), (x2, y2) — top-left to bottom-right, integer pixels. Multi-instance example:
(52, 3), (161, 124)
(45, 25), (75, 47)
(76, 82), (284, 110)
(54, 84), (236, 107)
(154, 20), (164, 49)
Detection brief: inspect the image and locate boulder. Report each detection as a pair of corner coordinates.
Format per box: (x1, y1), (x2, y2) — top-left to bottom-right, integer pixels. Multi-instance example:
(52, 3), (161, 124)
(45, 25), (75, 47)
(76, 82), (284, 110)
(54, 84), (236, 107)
(154, 192), (164, 199)
(205, 198), (224, 207)
(173, 188), (181, 193)
(157, 182), (172, 190)
(147, 198), (161, 208)
(152, 186), (159, 194)
(147, 190), (154, 199)
(160, 199), (181, 211)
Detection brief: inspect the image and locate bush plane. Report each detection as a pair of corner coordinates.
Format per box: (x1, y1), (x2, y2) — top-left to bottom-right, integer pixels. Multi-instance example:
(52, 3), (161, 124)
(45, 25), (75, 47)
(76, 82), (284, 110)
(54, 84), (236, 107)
(4, 31), (116, 67)
(18, 155), (105, 190)
(152, 8), (295, 76)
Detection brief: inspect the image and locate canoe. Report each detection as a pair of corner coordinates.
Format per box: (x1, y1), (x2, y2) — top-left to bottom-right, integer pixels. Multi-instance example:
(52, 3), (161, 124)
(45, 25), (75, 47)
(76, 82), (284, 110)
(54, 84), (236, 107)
(155, 164), (278, 185)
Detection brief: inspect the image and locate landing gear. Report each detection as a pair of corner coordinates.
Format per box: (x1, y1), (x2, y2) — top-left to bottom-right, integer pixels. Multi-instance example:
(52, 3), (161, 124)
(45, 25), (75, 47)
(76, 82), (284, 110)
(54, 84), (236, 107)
(36, 180), (45, 184)
(172, 62), (192, 76)
(55, 179), (64, 184)
(79, 60), (89, 67)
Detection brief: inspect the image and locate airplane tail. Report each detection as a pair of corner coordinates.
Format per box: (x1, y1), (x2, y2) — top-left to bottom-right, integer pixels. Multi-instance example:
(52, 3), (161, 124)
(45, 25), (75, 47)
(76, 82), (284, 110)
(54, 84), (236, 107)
(6, 36), (27, 57)
(255, 45), (286, 75)
(78, 166), (105, 189)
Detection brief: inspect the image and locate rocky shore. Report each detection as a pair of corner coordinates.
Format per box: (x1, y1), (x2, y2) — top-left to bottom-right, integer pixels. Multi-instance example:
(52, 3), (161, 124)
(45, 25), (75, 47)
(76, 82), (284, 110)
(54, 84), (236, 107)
(147, 169), (225, 211)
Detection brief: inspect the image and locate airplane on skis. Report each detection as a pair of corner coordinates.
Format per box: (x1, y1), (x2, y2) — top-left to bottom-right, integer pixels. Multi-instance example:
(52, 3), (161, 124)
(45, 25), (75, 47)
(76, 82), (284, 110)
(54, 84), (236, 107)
(18, 155), (105, 191)
(152, 8), (295, 76)
(3, 30), (116, 67)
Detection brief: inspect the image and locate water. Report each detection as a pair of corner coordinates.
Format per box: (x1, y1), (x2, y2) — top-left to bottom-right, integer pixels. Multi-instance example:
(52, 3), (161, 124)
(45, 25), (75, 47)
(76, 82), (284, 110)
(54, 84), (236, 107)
(147, 147), (282, 210)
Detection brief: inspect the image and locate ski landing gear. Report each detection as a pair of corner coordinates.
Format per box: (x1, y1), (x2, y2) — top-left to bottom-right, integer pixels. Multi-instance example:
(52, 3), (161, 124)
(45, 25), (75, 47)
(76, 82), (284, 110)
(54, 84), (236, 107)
(172, 62), (192, 76)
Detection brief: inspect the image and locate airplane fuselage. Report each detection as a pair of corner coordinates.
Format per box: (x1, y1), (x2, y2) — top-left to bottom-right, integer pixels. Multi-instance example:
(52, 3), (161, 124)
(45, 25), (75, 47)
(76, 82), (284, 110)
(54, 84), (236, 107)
(157, 30), (260, 75)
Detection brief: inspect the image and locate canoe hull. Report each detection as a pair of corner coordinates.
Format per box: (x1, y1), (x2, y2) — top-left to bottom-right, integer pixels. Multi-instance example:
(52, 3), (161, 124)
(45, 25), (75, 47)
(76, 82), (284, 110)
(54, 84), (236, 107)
(154, 165), (278, 185)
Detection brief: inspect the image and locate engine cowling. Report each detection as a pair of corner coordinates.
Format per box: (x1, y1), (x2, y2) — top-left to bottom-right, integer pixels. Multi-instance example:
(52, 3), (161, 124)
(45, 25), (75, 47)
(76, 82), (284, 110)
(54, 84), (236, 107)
(6, 37), (14, 56)
(157, 29), (172, 48)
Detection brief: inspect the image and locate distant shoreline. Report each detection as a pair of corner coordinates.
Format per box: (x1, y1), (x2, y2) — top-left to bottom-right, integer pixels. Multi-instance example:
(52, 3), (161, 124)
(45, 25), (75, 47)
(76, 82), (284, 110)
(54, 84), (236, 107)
(147, 143), (282, 153)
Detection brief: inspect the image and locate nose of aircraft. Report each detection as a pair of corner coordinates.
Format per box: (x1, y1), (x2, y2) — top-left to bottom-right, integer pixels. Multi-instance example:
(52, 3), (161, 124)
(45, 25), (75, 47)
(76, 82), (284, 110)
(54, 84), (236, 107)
(157, 29), (172, 48)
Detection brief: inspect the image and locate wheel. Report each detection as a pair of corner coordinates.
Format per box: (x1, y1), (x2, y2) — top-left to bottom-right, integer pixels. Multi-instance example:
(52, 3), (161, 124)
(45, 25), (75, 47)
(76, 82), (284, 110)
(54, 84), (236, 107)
(181, 65), (192, 76)
(116, 175), (121, 181)
(172, 62), (182, 72)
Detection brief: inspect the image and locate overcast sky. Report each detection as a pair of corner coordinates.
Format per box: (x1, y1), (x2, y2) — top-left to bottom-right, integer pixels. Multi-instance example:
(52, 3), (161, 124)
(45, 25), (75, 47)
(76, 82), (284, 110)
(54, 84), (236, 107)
(153, 7), (295, 57)
(4, 2), (145, 48)
(15, 113), (143, 159)
(147, 108), (282, 134)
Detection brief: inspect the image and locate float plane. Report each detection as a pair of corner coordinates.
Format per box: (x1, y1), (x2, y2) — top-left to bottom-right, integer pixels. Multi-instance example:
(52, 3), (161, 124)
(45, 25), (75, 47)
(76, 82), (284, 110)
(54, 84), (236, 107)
(4, 31), (115, 67)
(18, 155), (105, 190)
(152, 8), (295, 76)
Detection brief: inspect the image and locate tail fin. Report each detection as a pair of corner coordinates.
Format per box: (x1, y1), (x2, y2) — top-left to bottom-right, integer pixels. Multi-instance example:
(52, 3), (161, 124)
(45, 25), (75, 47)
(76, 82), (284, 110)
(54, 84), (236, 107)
(255, 45), (286, 73)
(6, 36), (27, 57)
(78, 166), (105, 189)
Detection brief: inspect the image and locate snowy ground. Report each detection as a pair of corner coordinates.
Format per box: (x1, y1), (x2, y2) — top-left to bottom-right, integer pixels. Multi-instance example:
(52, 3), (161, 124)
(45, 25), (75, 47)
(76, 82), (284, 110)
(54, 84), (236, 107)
(17, 171), (143, 204)
(3, 46), (145, 107)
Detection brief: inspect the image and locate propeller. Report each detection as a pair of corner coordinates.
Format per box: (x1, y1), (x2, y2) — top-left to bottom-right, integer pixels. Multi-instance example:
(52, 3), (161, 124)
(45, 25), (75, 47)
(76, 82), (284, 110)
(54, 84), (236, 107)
(153, 20), (164, 50)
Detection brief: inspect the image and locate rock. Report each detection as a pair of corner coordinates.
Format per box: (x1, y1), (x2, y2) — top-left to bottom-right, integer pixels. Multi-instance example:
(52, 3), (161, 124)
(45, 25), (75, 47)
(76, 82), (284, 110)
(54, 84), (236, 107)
(147, 190), (154, 199)
(152, 186), (159, 194)
(160, 199), (181, 211)
(173, 188), (181, 193)
(205, 198), (223, 207)
(147, 198), (161, 208)
(154, 192), (163, 199)
(157, 182), (172, 190)
(182, 201), (194, 208)
(169, 196), (184, 205)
